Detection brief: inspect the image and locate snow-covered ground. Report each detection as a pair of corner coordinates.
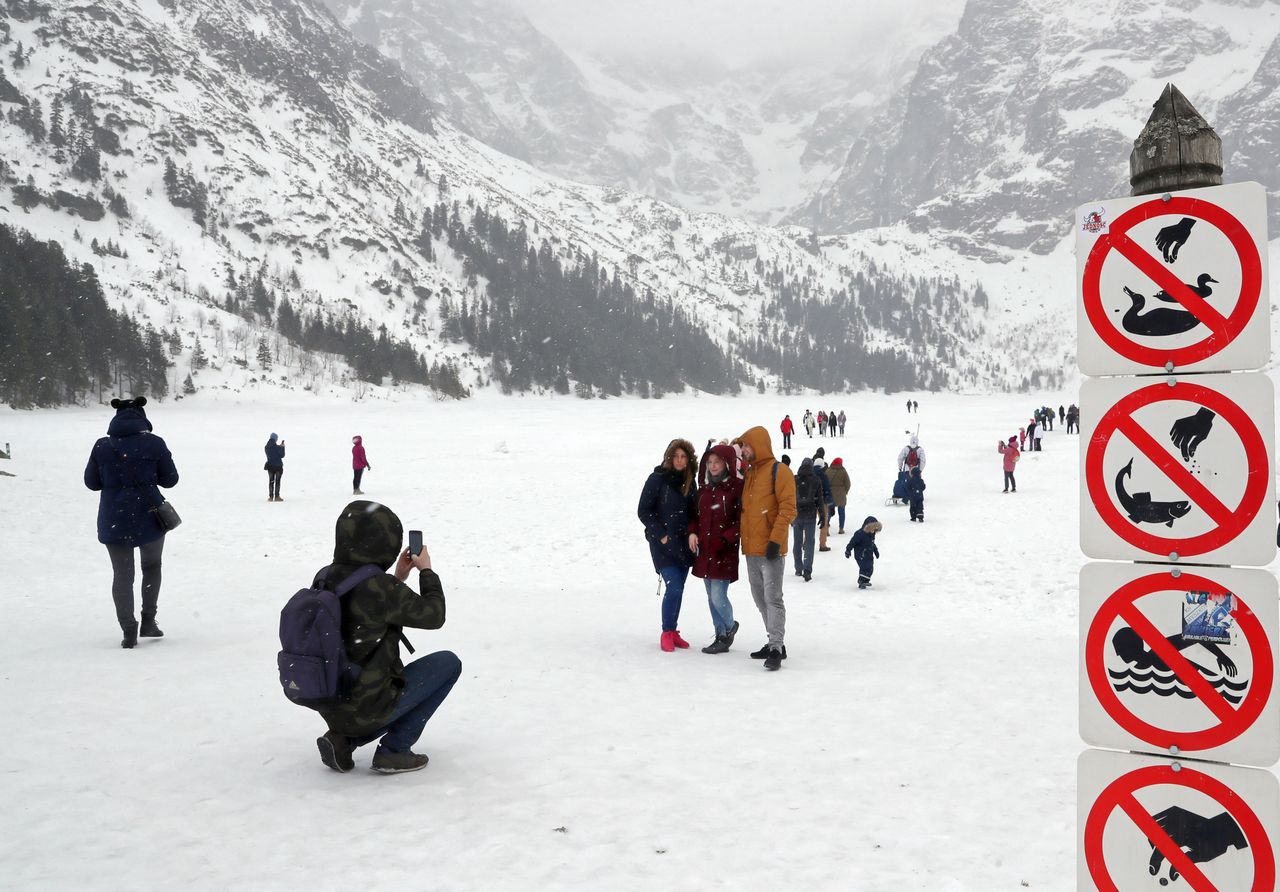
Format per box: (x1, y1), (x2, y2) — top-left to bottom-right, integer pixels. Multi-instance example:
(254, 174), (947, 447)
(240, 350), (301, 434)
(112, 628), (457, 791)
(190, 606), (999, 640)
(4, 391), (1271, 889)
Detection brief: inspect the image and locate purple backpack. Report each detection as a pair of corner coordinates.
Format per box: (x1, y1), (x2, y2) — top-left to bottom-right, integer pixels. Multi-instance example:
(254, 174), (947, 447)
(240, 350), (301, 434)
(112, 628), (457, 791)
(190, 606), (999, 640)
(277, 564), (382, 709)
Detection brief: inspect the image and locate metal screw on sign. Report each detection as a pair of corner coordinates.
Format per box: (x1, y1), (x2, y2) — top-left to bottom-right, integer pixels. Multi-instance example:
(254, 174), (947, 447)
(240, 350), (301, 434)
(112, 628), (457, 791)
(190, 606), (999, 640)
(1167, 377), (1177, 387)
(1169, 552), (1179, 562)
(1171, 567), (1182, 578)
(1171, 761), (1182, 773)
(1162, 193), (1172, 203)
(1164, 362), (1174, 372)
(1170, 745), (1180, 756)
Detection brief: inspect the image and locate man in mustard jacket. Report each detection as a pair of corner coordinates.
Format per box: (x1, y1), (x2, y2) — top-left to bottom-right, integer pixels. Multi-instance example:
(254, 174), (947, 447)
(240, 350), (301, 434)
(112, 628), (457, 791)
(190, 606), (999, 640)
(735, 426), (797, 671)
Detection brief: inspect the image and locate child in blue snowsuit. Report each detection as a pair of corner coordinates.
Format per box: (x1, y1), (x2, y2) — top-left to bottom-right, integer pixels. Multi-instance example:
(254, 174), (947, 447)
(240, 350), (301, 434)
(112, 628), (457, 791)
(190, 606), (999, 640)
(845, 516), (882, 589)
(907, 466), (926, 522)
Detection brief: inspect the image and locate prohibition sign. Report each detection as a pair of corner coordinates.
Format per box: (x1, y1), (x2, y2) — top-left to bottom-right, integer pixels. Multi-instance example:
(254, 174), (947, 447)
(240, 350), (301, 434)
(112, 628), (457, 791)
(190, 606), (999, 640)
(1084, 381), (1269, 558)
(1085, 572), (1275, 753)
(1082, 196), (1263, 368)
(1084, 763), (1276, 892)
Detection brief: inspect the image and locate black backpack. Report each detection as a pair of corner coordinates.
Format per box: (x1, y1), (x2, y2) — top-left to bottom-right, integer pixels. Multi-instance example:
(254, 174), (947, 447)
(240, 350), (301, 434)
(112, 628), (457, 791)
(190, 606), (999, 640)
(796, 473), (821, 512)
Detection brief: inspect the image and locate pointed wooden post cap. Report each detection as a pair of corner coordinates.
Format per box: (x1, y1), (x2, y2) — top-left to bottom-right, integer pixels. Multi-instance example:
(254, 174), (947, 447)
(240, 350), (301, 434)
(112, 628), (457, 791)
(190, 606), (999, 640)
(1130, 84), (1222, 196)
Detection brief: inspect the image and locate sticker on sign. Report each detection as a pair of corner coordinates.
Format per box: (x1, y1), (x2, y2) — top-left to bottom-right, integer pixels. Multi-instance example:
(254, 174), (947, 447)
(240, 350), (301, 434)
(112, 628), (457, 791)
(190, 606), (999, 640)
(1078, 749), (1279, 892)
(1079, 562), (1280, 767)
(1076, 181), (1270, 376)
(1080, 372), (1276, 566)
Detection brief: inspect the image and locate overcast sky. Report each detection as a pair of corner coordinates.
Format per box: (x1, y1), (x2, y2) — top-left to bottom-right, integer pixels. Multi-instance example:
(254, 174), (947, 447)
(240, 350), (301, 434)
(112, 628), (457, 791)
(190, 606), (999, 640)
(512, 0), (963, 69)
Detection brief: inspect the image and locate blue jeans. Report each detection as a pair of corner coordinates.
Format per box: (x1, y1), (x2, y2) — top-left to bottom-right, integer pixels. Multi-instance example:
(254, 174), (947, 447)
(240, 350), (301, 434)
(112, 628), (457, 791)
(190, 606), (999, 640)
(660, 565), (688, 631)
(703, 578), (734, 636)
(351, 651), (462, 753)
(836, 506), (846, 530)
(792, 517), (816, 574)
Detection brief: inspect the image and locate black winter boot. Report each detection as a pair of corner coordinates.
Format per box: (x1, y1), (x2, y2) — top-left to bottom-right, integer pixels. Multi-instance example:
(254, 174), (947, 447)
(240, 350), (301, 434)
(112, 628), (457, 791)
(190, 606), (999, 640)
(750, 644), (787, 660)
(317, 731), (355, 773)
(724, 620), (739, 648)
(701, 635), (730, 654)
(763, 647), (784, 671)
(371, 748), (430, 774)
(121, 622), (138, 649)
(140, 617), (164, 638)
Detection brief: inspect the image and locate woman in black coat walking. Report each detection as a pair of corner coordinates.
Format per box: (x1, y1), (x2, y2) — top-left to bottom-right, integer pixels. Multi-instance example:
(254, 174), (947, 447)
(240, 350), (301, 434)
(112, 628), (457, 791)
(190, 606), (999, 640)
(84, 398), (179, 648)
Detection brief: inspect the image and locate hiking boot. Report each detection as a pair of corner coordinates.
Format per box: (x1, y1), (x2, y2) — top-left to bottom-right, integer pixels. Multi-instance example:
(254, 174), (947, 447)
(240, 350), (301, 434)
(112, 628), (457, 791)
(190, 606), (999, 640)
(317, 731), (354, 773)
(803, 572), (812, 582)
(819, 546), (832, 552)
(724, 620), (739, 648)
(139, 617), (164, 638)
(121, 622), (138, 649)
(371, 747), (430, 774)
(750, 644), (787, 660)
(701, 635), (730, 654)
(660, 631), (675, 652)
(671, 630), (690, 649)
(858, 581), (870, 589)
(763, 647), (783, 671)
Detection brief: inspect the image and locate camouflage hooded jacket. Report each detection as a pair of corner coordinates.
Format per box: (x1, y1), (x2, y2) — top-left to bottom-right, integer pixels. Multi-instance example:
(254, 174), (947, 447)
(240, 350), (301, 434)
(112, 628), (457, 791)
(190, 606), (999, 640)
(319, 501), (447, 736)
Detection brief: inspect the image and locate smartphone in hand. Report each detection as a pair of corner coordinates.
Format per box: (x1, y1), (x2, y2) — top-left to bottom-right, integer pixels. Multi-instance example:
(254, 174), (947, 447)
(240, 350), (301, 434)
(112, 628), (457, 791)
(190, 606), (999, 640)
(408, 529), (423, 557)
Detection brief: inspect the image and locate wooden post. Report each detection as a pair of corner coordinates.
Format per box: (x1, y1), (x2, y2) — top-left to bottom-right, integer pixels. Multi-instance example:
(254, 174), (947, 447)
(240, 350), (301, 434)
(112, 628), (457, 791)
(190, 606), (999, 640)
(1130, 83), (1222, 196)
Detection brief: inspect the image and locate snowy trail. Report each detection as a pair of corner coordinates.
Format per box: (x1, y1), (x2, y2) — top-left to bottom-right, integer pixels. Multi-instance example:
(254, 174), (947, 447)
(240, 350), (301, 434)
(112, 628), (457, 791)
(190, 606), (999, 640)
(2, 392), (1247, 890)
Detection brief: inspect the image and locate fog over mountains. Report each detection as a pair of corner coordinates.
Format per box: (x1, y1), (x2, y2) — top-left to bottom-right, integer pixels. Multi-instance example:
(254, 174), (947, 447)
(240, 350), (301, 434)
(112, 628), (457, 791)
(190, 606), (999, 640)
(1, 0), (1276, 404)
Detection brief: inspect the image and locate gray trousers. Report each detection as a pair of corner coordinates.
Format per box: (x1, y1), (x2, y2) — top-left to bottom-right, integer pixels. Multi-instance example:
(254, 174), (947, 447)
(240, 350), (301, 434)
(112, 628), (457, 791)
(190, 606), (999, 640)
(745, 554), (786, 647)
(106, 537), (165, 630)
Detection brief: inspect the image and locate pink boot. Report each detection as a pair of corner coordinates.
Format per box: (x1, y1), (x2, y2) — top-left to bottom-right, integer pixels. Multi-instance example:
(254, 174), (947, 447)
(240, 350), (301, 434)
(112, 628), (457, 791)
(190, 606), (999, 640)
(660, 631), (675, 652)
(671, 630), (690, 649)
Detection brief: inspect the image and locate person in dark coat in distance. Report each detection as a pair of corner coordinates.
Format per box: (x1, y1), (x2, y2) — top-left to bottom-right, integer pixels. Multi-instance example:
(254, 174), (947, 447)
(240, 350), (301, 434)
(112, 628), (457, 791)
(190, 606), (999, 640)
(637, 439), (698, 652)
(315, 501), (460, 775)
(689, 443), (743, 654)
(907, 466), (926, 522)
(265, 433), (285, 501)
(845, 516), (882, 589)
(791, 457), (822, 582)
(84, 397), (179, 648)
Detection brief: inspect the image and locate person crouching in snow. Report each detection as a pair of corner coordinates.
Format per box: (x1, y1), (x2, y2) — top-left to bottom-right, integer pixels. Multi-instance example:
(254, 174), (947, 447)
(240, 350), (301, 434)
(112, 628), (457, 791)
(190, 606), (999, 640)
(689, 443), (742, 654)
(907, 466), (926, 522)
(314, 501), (460, 774)
(845, 517), (882, 589)
(637, 439), (697, 652)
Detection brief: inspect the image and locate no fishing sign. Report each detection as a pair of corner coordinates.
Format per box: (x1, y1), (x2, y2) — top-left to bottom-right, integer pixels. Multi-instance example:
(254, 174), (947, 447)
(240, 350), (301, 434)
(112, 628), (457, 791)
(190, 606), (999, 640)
(1079, 373), (1276, 566)
(1079, 562), (1280, 768)
(1078, 749), (1279, 891)
(1076, 182), (1270, 376)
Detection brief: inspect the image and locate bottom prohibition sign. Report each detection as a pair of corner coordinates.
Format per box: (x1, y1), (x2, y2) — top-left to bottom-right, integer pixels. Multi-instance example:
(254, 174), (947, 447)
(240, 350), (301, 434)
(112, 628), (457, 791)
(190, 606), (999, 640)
(1078, 749), (1279, 891)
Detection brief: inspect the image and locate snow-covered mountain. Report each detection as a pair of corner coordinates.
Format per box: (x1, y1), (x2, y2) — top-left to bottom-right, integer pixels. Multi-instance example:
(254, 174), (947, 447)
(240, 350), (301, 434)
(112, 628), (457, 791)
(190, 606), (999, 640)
(792, 0), (1280, 255)
(0, 0), (1053, 404)
(322, 0), (933, 223)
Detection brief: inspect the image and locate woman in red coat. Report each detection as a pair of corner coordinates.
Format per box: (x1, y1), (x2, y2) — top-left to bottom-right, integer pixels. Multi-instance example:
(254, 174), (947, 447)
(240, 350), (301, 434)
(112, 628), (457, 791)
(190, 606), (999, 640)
(688, 443), (743, 654)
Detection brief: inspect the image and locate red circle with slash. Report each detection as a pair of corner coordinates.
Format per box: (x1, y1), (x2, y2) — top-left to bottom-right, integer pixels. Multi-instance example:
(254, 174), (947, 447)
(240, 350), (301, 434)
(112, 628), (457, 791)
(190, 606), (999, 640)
(1082, 196), (1263, 367)
(1084, 381), (1269, 557)
(1086, 571), (1274, 752)
(1084, 762), (1275, 892)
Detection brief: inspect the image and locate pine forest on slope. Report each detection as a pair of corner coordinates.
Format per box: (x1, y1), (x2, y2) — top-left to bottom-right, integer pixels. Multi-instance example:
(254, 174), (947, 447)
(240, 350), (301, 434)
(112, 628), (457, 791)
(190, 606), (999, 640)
(0, 0), (1062, 407)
